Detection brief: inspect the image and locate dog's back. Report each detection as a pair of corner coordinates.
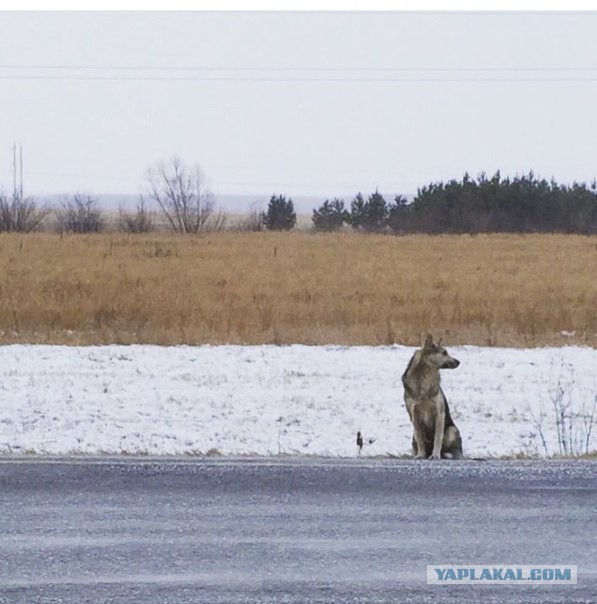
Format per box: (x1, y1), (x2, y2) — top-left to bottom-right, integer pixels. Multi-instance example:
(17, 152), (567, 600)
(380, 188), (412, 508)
(402, 335), (463, 459)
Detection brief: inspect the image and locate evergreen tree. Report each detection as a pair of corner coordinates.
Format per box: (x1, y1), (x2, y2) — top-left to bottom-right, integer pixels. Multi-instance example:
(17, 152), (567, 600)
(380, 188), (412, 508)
(364, 190), (388, 232)
(387, 195), (409, 233)
(347, 192), (367, 230)
(263, 194), (296, 231)
(347, 190), (388, 232)
(312, 198), (347, 231)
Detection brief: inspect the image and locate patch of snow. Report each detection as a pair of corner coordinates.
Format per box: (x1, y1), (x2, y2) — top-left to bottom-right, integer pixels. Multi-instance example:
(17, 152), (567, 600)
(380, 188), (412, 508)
(0, 345), (595, 458)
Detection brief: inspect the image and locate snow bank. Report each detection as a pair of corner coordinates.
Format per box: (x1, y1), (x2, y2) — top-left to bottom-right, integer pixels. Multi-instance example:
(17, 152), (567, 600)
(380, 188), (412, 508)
(0, 345), (595, 458)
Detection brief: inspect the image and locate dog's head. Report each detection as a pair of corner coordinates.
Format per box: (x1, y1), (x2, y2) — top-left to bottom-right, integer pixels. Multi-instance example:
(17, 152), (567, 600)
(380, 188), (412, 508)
(421, 334), (460, 370)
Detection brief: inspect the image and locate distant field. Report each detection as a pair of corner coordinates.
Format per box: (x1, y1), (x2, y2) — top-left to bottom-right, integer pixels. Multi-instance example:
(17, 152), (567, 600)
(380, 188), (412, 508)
(0, 232), (595, 346)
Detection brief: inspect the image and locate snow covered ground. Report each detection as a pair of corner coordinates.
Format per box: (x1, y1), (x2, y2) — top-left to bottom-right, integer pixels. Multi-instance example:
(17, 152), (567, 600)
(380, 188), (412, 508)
(0, 345), (595, 458)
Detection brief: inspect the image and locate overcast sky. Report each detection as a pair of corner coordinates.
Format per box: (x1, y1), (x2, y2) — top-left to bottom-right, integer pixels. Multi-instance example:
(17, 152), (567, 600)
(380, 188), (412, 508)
(1, 10), (597, 202)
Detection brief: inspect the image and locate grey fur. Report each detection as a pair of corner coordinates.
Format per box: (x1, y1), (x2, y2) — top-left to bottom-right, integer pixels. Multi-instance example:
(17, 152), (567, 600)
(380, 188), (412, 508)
(402, 334), (463, 460)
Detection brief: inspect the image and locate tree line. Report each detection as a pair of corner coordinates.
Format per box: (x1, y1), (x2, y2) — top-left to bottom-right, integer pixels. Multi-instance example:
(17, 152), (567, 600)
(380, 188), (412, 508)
(1, 159), (596, 234)
(310, 172), (597, 234)
(202, 170), (597, 234)
(230, 170), (597, 234)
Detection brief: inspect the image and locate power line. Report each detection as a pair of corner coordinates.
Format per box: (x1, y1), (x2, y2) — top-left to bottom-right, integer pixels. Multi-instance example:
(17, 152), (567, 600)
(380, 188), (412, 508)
(3, 75), (597, 82)
(2, 64), (597, 71)
(3, 63), (597, 83)
(3, 64), (597, 82)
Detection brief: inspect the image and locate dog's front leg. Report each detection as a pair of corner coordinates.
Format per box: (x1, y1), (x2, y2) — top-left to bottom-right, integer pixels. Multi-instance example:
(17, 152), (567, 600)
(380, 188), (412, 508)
(412, 406), (428, 459)
(430, 405), (445, 460)
(413, 434), (426, 459)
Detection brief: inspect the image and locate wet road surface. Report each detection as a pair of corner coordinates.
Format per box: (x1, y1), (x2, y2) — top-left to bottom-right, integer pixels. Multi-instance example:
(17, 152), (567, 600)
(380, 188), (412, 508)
(0, 458), (595, 603)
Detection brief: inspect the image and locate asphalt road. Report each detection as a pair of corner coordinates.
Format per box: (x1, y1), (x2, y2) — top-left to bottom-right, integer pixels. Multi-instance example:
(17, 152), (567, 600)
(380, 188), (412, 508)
(0, 458), (595, 604)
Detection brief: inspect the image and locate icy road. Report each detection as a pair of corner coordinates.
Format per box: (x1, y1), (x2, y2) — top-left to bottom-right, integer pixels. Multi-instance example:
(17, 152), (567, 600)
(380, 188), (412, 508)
(1, 458), (595, 603)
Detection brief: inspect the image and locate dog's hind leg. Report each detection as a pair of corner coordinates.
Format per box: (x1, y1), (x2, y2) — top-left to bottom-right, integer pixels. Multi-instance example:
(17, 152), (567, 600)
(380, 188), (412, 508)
(442, 426), (463, 459)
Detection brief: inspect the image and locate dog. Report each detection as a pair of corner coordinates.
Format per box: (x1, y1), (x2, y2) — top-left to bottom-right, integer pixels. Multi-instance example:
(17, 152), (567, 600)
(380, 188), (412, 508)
(402, 335), (463, 460)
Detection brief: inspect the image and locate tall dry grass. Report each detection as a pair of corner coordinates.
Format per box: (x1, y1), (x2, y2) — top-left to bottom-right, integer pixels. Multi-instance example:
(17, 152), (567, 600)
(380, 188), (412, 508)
(0, 232), (595, 346)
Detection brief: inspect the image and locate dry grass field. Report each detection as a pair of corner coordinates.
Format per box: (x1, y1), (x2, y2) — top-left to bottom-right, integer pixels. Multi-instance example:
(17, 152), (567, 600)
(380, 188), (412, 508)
(0, 232), (595, 347)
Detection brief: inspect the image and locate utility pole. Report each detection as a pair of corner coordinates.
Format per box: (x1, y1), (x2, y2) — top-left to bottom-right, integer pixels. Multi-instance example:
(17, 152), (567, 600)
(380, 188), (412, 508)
(12, 142), (23, 200)
(12, 143), (17, 199)
(19, 144), (23, 200)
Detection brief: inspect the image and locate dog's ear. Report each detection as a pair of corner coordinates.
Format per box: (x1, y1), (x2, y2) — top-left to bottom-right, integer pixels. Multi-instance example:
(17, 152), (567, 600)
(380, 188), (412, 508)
(437, 336), (444, 347)
(423, 333), (433, 349)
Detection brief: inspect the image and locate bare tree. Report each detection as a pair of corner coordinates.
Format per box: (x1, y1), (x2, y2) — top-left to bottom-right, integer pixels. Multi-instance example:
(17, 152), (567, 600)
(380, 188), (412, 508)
(145, 157), (215, 234)
(56, 194), (104, 233)
(239, 202), (265, 232)
(527, 362), (597, 457)
(207, 209), (228, 232)
(0, 192), (49, 232)
(118, 197), (154, 233)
